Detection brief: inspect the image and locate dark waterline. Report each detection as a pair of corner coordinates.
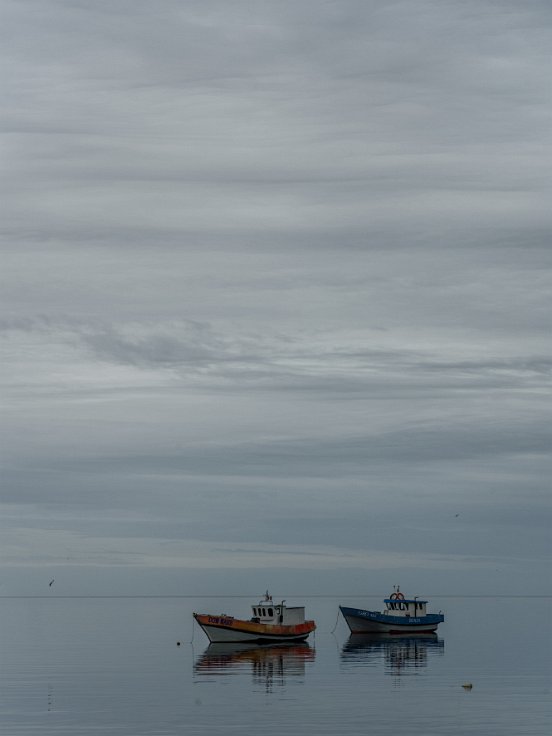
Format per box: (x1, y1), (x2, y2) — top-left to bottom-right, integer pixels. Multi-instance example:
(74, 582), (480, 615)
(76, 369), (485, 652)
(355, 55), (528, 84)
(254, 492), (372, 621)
(2, 593), (550, 598)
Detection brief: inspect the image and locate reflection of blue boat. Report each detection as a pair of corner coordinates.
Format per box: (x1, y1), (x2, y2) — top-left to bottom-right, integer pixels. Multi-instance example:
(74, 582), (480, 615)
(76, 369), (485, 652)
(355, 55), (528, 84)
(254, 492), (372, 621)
(341, 633), (444, 674)
(340, 587), (444, 634)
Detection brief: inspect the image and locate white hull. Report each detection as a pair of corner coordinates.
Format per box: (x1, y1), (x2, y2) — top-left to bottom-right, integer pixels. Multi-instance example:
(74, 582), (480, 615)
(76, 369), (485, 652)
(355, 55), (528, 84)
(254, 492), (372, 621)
(341, 615), (440, 634)
(198, 623), (311, 644)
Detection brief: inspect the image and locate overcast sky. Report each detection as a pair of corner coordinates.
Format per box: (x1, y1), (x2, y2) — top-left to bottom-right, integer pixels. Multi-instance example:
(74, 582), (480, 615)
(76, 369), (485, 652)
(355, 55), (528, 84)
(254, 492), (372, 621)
(1, 0), (550, 597)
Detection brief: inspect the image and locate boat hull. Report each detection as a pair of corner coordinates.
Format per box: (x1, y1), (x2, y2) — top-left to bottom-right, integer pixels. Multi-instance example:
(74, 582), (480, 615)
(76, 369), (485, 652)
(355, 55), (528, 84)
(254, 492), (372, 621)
(193, 613), (316, 643)
(339, 606), (443, 634)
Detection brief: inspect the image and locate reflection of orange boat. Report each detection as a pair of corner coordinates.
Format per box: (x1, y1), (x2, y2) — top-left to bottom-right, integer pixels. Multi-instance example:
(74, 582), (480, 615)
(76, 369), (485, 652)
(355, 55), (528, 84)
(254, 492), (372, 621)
(195, 641), (315, 672)
(194, 642), (315, 690)
(193, 592), (316, 643)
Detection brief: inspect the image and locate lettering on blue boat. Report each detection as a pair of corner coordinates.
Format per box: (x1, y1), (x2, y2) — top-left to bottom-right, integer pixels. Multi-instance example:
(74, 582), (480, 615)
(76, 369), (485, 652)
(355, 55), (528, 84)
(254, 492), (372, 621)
(354, 609), (423, 624)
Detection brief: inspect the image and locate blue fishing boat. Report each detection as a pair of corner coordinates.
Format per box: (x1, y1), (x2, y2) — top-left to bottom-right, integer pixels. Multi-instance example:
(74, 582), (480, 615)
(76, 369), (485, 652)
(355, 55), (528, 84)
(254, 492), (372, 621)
(340, 587), (444, 634)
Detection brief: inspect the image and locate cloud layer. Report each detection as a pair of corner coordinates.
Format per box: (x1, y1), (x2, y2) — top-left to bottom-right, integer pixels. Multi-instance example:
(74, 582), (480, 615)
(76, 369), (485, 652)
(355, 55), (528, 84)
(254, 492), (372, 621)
(1, 0), (550, 595)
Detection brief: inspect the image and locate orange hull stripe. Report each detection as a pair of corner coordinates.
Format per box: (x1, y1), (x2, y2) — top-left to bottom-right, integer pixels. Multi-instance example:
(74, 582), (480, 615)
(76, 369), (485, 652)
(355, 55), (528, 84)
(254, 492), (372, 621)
(194, 614), (316, 636)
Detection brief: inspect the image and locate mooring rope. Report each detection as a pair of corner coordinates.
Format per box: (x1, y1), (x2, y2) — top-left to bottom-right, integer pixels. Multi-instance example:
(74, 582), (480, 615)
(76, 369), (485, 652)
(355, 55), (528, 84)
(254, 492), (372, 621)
(330, 608), (341, 634)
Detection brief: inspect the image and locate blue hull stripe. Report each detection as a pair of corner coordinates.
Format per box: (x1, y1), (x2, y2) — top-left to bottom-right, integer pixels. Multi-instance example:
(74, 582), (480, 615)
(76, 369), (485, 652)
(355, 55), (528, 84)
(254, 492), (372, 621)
(339, 606), (444, 627)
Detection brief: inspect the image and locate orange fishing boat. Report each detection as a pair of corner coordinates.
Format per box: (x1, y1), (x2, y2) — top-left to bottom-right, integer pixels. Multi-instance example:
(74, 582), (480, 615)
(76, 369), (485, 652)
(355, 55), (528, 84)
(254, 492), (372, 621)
(193, 592), (316, 643)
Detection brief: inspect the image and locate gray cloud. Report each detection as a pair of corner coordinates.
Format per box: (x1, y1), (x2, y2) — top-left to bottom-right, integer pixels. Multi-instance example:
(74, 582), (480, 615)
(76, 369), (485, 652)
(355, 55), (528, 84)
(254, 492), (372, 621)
(1, 0), (550, 595)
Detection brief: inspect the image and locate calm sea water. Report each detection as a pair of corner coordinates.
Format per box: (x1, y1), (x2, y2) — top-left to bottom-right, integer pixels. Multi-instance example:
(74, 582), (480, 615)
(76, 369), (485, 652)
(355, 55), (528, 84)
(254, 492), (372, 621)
(0, 595), (550, 735)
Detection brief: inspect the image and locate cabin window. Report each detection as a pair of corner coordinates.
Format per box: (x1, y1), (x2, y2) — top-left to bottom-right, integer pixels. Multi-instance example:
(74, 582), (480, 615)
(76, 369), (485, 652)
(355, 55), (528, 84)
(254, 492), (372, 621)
(262, 608), (266, 616)
(268, 608), (273, 617)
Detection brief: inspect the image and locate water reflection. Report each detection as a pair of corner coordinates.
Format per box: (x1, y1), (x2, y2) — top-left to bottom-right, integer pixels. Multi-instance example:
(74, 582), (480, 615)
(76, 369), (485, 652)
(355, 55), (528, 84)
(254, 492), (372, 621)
(341, 633), (444, 676)
(194, 642), (315, 691)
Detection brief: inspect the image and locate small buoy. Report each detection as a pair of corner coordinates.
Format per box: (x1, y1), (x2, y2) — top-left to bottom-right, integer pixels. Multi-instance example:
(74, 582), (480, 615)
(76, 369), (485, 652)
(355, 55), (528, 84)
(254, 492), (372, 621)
(176, 641), (181, 646)
(462, 683), (473, 690)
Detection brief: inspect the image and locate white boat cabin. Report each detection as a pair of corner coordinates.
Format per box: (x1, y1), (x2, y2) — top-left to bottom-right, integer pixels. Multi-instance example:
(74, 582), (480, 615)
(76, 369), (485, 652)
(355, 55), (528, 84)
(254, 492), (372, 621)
(384, 590), (428, 618)
(250, 594), (306, 626)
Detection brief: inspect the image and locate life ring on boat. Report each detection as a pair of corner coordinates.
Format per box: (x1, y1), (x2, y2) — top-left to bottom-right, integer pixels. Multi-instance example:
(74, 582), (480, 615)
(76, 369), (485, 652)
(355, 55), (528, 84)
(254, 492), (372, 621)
(390, 593), (398, 600)
(395, 592), (405, 600)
